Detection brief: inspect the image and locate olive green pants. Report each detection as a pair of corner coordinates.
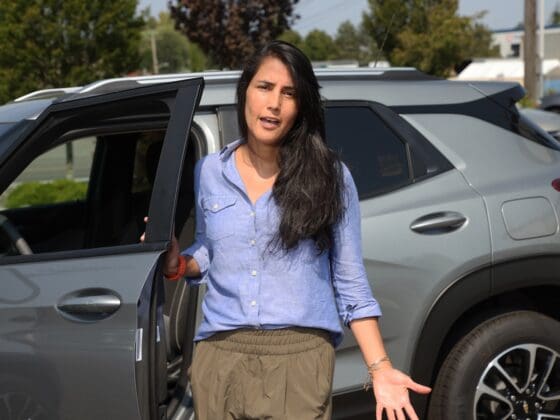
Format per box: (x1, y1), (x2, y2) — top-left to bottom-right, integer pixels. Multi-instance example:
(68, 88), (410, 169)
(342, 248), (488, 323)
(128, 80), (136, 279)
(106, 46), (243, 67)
(191, 327), (335, 420)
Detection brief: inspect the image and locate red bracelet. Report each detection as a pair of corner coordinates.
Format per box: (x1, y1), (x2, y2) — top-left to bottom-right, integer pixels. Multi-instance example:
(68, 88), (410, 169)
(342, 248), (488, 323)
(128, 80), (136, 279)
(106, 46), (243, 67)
(164, 255), (187, 281)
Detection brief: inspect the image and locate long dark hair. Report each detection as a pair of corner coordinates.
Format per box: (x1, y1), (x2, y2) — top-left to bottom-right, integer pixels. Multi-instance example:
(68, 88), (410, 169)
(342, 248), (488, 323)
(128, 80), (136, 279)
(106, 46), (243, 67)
(236, 40), (344, 252)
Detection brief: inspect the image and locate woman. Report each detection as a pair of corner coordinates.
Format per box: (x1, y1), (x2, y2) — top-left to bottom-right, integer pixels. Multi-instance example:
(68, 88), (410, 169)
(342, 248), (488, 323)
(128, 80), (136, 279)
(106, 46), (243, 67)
(162, 41), (430, 419)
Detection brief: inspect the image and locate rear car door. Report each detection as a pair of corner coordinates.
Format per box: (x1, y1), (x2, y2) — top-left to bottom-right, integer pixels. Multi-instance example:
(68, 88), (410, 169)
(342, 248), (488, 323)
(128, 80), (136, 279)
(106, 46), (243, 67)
(324, 102), (492, 392)
(0, 78), (203, 420)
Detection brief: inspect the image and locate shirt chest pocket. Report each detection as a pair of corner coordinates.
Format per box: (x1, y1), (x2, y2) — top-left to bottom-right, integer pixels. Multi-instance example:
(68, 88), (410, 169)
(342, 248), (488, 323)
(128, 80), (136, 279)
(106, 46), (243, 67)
(202, 195), (237, 241)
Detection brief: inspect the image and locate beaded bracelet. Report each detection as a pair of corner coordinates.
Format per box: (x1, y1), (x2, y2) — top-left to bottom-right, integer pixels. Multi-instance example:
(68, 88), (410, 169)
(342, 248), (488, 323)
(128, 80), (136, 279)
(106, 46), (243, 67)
(164, 255), (187, 281)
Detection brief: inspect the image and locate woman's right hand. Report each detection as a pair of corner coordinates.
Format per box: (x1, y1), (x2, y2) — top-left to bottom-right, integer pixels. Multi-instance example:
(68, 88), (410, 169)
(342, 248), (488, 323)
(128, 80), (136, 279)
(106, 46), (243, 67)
(163, 235), (181, 277)
(140, 217), (182, 277)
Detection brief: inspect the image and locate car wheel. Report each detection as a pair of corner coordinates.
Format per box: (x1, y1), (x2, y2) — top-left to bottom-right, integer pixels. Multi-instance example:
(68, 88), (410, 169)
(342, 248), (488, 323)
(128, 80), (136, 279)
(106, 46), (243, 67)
(428, 311), (560, 419)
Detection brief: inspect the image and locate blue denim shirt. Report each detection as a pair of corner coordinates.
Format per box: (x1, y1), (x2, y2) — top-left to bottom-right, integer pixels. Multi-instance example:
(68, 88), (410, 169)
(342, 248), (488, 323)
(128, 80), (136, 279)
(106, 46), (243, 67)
(183, 139), (381, 347)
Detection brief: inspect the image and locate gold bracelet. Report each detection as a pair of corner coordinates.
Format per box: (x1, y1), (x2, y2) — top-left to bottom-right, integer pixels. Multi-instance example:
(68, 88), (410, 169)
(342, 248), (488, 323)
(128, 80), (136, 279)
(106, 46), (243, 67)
(363, 355), (391, 391)
(366, 355), (391, 373)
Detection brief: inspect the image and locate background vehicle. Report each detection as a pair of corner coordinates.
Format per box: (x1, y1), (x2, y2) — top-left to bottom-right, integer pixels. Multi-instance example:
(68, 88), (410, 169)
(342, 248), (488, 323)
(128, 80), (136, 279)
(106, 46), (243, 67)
(541, 92), (560, 114)
(0, 68), (559, 419)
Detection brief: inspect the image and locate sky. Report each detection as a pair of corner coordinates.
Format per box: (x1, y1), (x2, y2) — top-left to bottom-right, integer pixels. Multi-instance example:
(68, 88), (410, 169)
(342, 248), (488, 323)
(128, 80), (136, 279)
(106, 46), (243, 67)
(140, 0), (560, 35)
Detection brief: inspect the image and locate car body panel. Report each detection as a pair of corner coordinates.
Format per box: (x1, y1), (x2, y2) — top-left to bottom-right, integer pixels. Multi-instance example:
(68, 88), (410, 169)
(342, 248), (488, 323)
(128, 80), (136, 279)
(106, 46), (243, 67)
(333, 168), (491, 391)
(0, 252), (161, 419)
(404, 113), (560, 262)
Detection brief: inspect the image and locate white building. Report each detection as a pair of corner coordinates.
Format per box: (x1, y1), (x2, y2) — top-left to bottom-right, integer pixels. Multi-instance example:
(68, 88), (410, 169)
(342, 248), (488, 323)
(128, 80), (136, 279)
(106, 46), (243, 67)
(455, 58), (560, 92)
(457, 25), (560, 93)
(492, 24), (560, 60)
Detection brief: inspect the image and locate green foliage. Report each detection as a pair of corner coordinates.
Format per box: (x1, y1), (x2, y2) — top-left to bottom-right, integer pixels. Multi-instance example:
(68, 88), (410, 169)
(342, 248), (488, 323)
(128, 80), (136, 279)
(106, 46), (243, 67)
(5, 179), (88, 209)
(362, 0), (499, 76)
(140, 13), (208, 73)
(279, 22), (380, 66)
(518, 95), (538, 109)
(278, 30), (305, 51)
(466, 18), (501, 59)
(552, 4), (560, 25)
(169, 0), (299, 69)
(302, 30), (337, 61)
(0, 0), (145, 104)
(334, 21), (381, 66)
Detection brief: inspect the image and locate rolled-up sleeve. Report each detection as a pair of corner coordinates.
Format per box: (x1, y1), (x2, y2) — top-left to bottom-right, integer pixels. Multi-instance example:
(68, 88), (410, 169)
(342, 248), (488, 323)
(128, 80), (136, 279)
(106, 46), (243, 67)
(331, 165), (382, 326)
(181, 159), (210, 284)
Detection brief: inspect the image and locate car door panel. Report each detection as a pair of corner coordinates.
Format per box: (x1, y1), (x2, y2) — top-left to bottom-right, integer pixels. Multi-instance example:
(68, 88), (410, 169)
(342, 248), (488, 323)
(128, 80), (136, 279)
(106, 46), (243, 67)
(0, 78), (204, 420)
(0, 252), (161, 419)
(332, 169), (491, 392)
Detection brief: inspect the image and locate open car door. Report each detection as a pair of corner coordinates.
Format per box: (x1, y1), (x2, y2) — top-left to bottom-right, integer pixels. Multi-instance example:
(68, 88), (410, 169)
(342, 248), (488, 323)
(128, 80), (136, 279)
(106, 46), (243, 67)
(0, 78), (203, 420)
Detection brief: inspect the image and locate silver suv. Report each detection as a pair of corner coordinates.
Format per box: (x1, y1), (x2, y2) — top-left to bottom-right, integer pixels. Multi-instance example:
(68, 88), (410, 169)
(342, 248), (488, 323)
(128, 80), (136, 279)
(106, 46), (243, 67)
(1, 68), (559, 420)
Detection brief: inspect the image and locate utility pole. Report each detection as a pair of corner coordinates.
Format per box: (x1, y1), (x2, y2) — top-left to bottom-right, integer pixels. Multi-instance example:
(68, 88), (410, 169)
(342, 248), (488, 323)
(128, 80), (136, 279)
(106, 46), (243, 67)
(151, 31), (159, 75)
(538, 0), (545, 98)
(524, 0), (538, 103)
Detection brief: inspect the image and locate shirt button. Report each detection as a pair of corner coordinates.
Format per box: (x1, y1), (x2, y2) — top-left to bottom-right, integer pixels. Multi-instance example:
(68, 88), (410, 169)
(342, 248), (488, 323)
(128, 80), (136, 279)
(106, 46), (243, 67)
(250, 211), (255, 217)
(251, 270), (257, 276)
(212, 203), (218, 210)
(250, 300), (257, 306)
(250, 239), (256, 246)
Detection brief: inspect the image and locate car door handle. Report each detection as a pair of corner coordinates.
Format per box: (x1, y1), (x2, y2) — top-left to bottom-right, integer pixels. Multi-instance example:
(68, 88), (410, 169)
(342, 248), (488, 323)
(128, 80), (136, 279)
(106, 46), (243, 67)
(57, 289), (121, 321)
(410, 211), (467, 234)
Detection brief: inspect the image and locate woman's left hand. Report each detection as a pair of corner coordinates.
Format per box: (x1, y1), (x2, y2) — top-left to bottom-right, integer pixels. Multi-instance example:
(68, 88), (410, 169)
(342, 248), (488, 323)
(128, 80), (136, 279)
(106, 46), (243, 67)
(371, 367), (431, 420)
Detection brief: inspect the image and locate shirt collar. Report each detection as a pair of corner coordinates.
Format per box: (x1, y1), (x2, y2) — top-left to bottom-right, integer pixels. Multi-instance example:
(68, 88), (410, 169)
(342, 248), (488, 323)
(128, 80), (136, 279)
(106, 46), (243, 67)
(219, 138), (245, 162)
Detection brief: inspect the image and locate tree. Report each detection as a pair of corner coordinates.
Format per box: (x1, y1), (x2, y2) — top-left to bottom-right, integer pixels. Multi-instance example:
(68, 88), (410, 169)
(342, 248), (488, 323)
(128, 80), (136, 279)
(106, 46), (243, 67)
(0, 0), (145, 104)
(170, 0), (299, 70)
(466, 16), (501, 59)
(140, 13), (208, 74)
(551, 3), (560, 25)
(302, 30), (337, 61)
(278, 29), (305, 51)
(334, 21), (381, 66)
(362, 0), (410, 59)
(362, 0), (498, 77)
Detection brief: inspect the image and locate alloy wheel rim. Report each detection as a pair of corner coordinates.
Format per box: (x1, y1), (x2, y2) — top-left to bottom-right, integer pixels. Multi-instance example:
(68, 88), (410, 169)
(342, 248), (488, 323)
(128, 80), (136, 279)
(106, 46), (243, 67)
(474, 344), (560, 420)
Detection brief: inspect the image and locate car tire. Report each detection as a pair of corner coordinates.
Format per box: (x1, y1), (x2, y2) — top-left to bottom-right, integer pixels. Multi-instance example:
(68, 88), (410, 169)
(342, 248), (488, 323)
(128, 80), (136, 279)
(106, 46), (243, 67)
(428, 311), (560, 420)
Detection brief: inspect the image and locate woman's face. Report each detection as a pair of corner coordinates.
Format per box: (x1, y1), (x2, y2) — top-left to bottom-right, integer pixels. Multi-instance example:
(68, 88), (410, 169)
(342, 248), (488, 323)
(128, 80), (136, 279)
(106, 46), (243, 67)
(244, 56), (298, 147)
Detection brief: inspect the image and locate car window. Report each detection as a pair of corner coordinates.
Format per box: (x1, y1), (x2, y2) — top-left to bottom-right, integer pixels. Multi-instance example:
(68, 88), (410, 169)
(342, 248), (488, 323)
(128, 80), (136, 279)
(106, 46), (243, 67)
(132, 132), (164, 194)
(0, 137), (95, 210)
(0, 131), (167, 257)
(325, 106), (410, 198)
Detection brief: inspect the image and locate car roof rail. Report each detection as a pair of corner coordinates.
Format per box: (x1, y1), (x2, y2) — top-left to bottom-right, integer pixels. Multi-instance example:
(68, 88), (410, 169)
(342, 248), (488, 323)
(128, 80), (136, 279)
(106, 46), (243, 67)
(313, 67), (439, 80)
(14, 87), (82, 102)
(74, 67), (438, 96)
(78, 71), (242, 95)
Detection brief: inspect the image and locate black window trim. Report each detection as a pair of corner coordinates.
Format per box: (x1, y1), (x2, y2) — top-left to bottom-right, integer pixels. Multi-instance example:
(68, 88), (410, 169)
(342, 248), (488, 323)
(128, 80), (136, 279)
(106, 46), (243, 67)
(325, 100), (453, 200)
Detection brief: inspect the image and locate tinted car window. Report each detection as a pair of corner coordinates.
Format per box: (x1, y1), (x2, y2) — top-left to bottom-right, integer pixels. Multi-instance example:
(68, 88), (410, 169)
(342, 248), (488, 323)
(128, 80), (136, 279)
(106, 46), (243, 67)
(0, 137), (95, 210)
(325, 106), (410, 198)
